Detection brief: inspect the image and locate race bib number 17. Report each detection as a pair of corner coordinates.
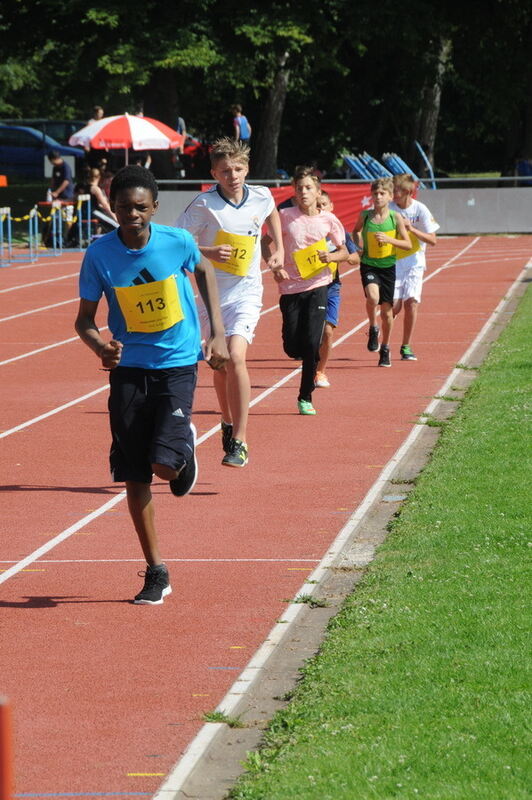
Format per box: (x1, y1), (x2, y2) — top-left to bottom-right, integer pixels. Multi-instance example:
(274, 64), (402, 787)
(293, 238), (330, 279)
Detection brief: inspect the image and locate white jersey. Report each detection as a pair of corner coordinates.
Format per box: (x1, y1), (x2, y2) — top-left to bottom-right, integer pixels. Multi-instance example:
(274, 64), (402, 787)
(176, 184), (275, 306)
(390, 198), (439, 270)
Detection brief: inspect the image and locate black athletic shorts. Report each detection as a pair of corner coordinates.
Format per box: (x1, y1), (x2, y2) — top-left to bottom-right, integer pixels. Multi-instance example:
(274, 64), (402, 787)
(108, 365), (197, 484)
(360, 263), (396, 306)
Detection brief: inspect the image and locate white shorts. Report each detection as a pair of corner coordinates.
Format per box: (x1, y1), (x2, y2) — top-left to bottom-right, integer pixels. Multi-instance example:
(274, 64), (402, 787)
(198, 298), (262, 345)
(394, 264), (424, 303)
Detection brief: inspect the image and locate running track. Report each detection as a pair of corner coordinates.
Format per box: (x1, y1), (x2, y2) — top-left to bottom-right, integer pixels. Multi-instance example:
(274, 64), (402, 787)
(1, 236), (530, 798)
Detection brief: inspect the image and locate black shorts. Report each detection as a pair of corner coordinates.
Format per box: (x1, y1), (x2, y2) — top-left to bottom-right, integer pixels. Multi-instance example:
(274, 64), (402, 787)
(360, 263), (396, 305)
(108, 365), (197, 484)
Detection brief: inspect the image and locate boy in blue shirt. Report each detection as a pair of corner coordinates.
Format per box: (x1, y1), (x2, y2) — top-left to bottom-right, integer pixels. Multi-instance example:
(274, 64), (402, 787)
(75, 166), (228, 605)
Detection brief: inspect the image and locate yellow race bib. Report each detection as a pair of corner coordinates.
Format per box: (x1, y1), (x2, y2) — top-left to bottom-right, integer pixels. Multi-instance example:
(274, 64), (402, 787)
(292, 238), (330, 280)
(210, 230), (255, 276)
(366, 230), (396, 260)
(114, 275), (184, 333)
(396, 230), (421, 260)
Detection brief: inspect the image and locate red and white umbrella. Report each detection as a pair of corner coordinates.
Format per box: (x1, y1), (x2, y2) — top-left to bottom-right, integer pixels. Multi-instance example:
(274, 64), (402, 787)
(69, 113), (184, 162)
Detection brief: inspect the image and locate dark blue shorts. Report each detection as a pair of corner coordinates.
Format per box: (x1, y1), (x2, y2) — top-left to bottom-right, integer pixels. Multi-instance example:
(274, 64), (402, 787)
(108, 365), (197, 484)
(325, 282), (341, 327)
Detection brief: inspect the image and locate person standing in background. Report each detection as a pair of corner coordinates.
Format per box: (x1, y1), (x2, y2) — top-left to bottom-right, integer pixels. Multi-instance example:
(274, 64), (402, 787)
(232, 105), (252, 144)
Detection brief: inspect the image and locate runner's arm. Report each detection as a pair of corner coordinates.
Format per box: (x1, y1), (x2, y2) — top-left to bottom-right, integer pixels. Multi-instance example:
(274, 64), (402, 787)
(193, 257), (229, 369)
(74, 299), (123, 369)
(375, 214), (411, 250)
(264, 207), (284, 271)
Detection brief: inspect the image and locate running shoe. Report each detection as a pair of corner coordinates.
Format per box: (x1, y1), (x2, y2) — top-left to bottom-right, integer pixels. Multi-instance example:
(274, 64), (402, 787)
(221, 419), (233, 453)
(367, 325), (380, 352)
(314, 371), (330, 388)
(400, 344), (417, 361)
(169, 423), (198, 496)
(297, 399), (317, 415)
(378, 345), (391, 368)
(134, 564), (172, 605)
(222, 438), (249, 467)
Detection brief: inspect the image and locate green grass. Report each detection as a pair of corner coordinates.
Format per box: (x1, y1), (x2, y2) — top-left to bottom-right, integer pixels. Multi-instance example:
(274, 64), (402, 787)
(229, 287), (531, 800)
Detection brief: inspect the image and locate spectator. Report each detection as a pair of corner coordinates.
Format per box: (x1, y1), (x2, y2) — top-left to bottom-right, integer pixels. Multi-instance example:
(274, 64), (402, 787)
(48, 151), (74, 200)
(87, 105), (104, 126)
(231, 104), (252, 144)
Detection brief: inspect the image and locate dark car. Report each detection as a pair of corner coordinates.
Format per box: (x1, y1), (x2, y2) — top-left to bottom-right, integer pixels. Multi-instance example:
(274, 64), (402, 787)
(0, 124), (84, 179)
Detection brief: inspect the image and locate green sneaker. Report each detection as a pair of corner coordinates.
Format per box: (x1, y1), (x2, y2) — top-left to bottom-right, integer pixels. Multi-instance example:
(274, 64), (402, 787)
(222, 438), (248, 468)
(400, 344), (417, 361)
(297, 399), (317, 415)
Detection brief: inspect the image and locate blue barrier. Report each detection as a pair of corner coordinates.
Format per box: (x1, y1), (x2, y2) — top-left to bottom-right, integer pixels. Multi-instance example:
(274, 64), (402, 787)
(0, 195), (92, 267)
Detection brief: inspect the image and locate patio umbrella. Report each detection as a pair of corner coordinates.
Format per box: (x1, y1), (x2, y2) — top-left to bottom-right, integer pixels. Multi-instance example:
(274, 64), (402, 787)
(68, 113), (185, 163)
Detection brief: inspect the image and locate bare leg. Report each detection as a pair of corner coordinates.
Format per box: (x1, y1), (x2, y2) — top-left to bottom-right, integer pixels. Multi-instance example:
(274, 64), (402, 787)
(380, 302), (394, 346)
(365, 284), (380, 327)
(393, 298), (403, 318)
(126, 481), (162, 567)
(225, 335), (250, 442)
(402, 298), (418, 346)
(212, 334), (250, 442)
(317, 322), (334, 374)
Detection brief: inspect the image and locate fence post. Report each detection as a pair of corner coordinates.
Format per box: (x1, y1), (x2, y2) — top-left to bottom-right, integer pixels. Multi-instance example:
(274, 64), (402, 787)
(0, 696), (13, 800)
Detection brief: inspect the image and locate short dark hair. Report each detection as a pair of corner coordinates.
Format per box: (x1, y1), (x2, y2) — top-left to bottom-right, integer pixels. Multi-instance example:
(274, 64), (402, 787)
(110, 165), (158, 202)
(48, 150), (60, 161)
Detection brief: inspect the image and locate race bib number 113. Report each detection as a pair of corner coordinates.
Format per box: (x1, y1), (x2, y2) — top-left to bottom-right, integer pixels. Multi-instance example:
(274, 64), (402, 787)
(114, 275), (184, 333)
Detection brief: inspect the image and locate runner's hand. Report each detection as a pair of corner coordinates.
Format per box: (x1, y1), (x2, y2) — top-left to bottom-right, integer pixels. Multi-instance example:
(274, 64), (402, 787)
(100, 340), (123, 369)
(204, 334), (229, 370)
(271, 266), (289, 283)
(213, 244), (232, 262)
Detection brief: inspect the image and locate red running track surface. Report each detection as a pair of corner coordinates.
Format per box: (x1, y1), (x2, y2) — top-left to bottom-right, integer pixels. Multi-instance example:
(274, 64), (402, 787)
(0, 235), (530, 797)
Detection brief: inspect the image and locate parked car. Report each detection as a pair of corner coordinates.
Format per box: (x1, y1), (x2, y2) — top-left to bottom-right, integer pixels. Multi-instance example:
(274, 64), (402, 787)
(0, 124), (85, 179)
(0, 119), (86, 146)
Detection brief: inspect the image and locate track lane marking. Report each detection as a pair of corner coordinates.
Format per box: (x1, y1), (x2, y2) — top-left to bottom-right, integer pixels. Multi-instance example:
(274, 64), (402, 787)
(0, 272), (79, 293)
(0, 297), (78, 323)
(153, 253), (531, 800)
(0, 237), (486, 585)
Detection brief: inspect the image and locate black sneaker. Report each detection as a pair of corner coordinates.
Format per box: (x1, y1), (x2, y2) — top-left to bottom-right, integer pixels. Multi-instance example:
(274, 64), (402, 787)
(378, 345), (391, 367)
(367, 325), (380, 351)
(400, 344), (417, 361)
(221, 420), (233, 453)
(134, 564), (172, 605)
(222, 438), (248, 468)
(169, 423), (198, 496)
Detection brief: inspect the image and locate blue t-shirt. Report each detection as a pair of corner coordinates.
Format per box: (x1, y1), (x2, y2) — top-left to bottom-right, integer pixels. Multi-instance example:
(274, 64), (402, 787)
(79, 223), (203, 369)
(235, 115), (250, 140)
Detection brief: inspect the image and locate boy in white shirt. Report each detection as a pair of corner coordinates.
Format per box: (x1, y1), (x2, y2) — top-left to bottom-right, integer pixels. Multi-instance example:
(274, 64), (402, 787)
(176, 138), (283, 467)
(390, 174), (439, 361)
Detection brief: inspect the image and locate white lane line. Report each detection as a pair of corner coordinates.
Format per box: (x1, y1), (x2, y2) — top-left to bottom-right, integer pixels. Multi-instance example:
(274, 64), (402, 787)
(0, 385), (108, 439)
(10, 258), (83, 271)
(153, 251), (529, 800)
(0, 272), (79, 293)
(0, 237), (495, 585)
(0, 329), (108, 367)
(0, 558), (320, 564)
(0, 297), (78, 323)
(0, 494), (126, 586)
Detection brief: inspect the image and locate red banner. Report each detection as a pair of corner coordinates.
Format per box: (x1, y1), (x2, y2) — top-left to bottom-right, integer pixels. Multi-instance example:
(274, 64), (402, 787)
(270, 183), (372, 233)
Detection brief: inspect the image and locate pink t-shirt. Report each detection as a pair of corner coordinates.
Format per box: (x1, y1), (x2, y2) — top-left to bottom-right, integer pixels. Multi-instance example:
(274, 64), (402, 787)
(278, 207), (345, 295)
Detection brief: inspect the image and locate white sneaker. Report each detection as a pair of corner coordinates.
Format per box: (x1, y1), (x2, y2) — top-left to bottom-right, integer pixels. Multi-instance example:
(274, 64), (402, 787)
(315, 371), (330, 388)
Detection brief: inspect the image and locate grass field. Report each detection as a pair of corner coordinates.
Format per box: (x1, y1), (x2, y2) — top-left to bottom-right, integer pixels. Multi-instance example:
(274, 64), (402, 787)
(229, 286), (531, 800)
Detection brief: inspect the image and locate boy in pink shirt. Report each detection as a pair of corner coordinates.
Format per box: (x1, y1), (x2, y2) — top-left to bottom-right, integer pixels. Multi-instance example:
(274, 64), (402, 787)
(268, 171), (347, 415)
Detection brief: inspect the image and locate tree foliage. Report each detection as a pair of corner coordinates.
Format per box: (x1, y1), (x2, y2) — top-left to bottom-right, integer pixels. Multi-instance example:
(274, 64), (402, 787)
(0, 0), (529, 175)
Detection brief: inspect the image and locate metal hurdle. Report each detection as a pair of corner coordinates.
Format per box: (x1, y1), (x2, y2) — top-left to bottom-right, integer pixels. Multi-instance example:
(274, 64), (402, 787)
(0, 195), (92, 266)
